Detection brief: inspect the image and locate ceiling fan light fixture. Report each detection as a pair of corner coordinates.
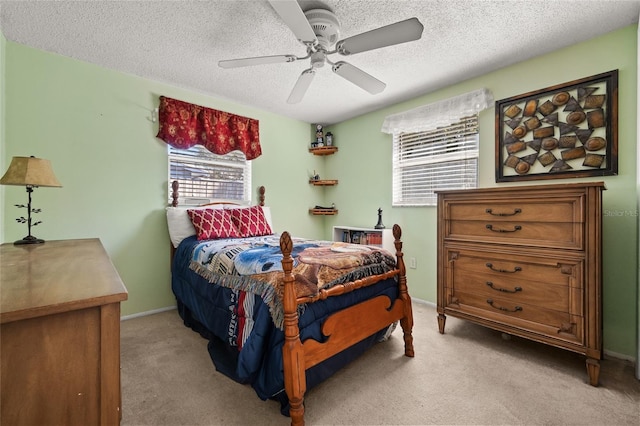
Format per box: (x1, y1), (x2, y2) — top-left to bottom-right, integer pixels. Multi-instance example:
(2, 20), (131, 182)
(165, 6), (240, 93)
(310, 51), (326, 68)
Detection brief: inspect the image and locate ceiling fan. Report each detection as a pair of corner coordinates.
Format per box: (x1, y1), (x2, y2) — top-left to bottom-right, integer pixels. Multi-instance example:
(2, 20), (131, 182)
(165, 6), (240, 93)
(218, 0), (424, 104)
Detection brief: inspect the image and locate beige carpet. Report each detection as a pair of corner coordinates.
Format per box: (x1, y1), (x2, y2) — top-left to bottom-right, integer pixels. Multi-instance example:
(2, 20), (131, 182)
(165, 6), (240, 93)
(120, 302), (639, 425)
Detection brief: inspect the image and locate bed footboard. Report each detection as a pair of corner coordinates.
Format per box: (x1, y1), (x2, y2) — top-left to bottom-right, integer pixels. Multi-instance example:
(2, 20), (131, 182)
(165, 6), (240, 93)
(279, 224), (414, 426)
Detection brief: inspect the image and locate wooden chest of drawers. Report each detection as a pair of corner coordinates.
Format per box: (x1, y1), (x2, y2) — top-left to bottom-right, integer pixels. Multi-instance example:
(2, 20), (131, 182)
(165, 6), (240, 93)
(437, 182), (604, 385)
(1, 239), (128, 425)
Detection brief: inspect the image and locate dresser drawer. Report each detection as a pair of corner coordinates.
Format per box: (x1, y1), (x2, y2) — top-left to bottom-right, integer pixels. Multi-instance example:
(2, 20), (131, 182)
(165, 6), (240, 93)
(443, 247), (584, 322)
(445, 247), (583, 288)
(442, 196), (584, 249)
(447, 199), (581, 223)
(452, 269), (572, 312)
(447, 220), (582, 249)
(444, 290), (584, 345)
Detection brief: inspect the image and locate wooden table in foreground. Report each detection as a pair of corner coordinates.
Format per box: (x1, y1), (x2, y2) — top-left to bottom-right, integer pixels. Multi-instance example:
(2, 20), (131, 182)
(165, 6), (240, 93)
(1, 238), (128, 425)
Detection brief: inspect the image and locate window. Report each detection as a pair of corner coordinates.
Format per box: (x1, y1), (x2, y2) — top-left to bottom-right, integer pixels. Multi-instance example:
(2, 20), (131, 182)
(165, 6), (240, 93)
(168, 145), (251, 205)
(392, 115), (479, 206)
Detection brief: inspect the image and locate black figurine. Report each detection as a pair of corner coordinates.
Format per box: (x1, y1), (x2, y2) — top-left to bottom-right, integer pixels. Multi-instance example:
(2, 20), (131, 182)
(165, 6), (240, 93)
(374, 208), (385, 229)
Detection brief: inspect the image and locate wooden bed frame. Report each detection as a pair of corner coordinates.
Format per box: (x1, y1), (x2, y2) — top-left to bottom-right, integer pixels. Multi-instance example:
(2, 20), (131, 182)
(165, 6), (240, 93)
(170, 182), (415, 426)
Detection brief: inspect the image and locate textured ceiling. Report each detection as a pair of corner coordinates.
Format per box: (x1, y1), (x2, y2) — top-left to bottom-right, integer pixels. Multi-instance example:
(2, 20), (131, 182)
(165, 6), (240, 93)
(1, 0), (639, 125)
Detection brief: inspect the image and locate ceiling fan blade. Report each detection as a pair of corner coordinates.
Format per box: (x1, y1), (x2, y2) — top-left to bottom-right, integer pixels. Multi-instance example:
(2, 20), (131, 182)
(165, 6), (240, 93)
(287, 69), (315, 104)
(218, 54), (297, 69)
(269, 0), (318, 46)
(332, 61), (386, 94)
(335, 17), (424, 55)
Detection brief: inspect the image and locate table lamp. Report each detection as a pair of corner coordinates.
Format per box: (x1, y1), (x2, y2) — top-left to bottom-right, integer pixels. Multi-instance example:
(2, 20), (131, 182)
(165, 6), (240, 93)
(0, 156), (62, 245)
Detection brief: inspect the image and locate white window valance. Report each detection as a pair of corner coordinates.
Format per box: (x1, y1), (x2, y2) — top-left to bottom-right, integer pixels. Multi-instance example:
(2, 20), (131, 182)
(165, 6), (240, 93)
(381, 88), (494, 134)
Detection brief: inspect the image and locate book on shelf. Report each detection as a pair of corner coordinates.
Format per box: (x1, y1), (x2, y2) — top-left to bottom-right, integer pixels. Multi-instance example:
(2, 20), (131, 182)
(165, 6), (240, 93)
(337, 228), (384, 247)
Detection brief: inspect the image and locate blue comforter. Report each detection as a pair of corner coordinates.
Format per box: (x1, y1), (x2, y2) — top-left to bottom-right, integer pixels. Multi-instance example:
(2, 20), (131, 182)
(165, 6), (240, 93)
(171, 234), (399, 407)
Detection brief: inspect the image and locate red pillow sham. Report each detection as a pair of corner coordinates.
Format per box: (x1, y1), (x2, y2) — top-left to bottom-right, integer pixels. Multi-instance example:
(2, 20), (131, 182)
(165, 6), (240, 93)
(187, 208), (240, 240)
(229, 205), (273, 237)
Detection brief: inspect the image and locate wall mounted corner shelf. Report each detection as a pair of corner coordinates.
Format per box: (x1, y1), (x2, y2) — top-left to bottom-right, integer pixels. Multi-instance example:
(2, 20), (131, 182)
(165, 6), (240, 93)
(309, 179), (338, 186)
(309, 146), (338, 155)
(309, 208), (338, 215)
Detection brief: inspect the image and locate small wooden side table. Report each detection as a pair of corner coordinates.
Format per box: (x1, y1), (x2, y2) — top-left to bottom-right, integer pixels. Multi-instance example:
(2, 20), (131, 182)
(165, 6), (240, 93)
(1, 238), (128, 425)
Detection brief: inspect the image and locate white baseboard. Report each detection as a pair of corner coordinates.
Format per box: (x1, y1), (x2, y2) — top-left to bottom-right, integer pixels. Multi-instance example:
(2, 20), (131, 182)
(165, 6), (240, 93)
(412, 297), (436, 308)
(121, 305), (176, 321)
(604, 349), (637, 364)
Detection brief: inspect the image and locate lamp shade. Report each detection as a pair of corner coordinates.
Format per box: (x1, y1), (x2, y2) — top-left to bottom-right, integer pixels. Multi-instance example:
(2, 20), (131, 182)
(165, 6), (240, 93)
(0, 156), (62, 187)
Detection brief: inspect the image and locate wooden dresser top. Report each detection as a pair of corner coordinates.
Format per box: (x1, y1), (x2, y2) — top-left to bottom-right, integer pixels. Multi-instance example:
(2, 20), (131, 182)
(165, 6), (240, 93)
(1, 238), (128, 323)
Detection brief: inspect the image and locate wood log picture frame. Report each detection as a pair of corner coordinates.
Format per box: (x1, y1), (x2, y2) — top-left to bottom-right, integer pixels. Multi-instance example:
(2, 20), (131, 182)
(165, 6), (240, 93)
(495, 70), (618, 182)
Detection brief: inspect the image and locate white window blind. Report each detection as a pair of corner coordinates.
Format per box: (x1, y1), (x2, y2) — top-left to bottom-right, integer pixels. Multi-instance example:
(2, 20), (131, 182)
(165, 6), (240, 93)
(168, 145), (251, 205)
(392, 115), (479, 207)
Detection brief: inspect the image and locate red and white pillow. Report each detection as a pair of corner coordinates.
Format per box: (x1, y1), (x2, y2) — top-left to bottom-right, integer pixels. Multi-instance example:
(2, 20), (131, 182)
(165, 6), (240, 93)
(229, 205), (273, 237)
(166, 205), (225, 248)
(187, 208), (240, 240)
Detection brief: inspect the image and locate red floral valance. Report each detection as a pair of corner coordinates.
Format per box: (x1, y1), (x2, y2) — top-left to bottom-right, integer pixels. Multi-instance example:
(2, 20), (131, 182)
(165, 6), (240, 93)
(156, 96), (262, 160)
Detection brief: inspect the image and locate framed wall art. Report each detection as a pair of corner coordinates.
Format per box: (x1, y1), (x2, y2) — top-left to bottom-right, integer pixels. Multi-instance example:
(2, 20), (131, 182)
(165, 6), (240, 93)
(495, 70), (618, 182)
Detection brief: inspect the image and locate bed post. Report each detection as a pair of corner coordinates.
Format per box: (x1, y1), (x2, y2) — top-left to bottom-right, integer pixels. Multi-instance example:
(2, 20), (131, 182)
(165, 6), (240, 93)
(393, 224), (415, 358)
(258, 186), (265, 206)
(171, 180), (179, 207)
(280, 231), (306, 426)
(170, 181), (180, 261)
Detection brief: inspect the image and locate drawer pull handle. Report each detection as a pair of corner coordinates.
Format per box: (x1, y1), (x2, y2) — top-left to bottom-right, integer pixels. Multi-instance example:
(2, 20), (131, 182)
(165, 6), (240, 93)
(487, 299), (522, 313)
(557, 322), (575, 334)
(486, 224), (522, 233)
(485, 263), (522, 273)
(485, 208), (522, 216)
(486, 281), (522, 293)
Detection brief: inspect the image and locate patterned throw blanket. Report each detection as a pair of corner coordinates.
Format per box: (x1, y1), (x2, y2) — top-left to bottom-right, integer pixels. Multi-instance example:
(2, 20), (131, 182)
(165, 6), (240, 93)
(188, 235), (396, 329)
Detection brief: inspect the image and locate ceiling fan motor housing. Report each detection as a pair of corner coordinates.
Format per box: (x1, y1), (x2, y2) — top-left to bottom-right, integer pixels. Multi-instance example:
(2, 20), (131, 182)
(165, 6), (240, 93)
(304, 8), (341, 50)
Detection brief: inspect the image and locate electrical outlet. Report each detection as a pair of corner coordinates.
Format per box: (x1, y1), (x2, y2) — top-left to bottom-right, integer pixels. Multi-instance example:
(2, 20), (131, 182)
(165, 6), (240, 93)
(409, 257), (417, 269)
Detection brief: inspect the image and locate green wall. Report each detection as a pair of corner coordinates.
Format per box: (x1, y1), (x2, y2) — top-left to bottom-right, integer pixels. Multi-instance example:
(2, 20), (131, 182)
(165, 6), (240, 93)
(2, 25), (637, 359)
(325, 25), (638, 358)
(1, 31), (6, 243)
(2, 42), (324, 317)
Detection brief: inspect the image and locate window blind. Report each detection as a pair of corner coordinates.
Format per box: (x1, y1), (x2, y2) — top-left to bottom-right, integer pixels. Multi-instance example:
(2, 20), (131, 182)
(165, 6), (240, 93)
(392, 115), (478, 206)
(168, 145), (251, 205)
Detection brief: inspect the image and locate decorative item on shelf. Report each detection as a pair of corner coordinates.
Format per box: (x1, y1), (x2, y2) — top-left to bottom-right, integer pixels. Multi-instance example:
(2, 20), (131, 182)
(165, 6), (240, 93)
(313, 170), (320, 181)
(315, 124), (324, 147)
(313, 203), (336, 210)
(0, 156), (62, 245)
(351, 232), (360, 244)
(325, 132), (333, 146)
(309, 202), (338, 215)
(374, 208), (385, 229)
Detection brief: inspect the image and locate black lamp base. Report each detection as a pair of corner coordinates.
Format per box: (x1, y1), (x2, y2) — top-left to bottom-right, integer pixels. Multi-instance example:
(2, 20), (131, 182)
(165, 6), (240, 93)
(14, 236), (45, 245)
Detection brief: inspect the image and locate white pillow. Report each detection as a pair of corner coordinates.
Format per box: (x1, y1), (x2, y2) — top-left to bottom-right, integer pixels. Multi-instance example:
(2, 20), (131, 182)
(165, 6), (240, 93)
(261, 206), (274, 232)
(166, 205), (224, 248)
